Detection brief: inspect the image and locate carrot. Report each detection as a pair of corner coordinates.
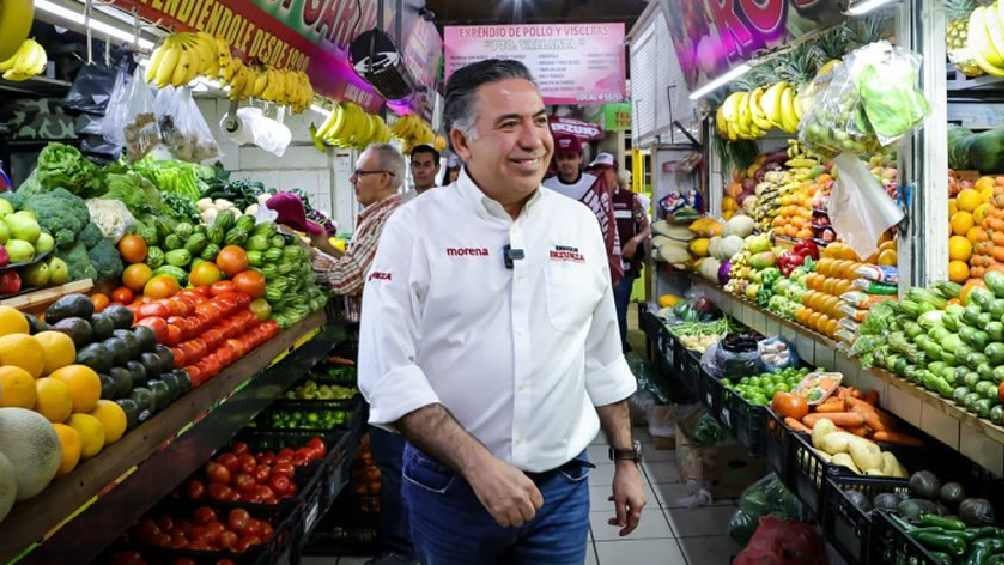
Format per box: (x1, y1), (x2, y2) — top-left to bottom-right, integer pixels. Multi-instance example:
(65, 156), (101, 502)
(863, 390), (880, 406)
(816, 398), (846, 413)
(802, 412), (865, 428)
(785, 417), (811, 433)
(873, 431), (924, 446)
(846, 425), (871, 437)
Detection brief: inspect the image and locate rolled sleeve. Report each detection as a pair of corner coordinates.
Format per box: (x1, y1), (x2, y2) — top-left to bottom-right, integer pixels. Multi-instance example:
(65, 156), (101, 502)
(358, 212), (439, 428)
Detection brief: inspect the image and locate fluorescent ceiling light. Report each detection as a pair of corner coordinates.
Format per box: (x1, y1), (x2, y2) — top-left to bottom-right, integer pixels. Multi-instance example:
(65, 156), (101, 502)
(846, 0), (898, 16)
(689, 64), (751, 100)
(35, 0), (155, 51)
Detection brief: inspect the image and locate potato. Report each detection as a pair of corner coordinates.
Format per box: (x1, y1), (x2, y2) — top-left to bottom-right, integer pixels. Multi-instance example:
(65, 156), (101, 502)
(821, 431), (856, 455)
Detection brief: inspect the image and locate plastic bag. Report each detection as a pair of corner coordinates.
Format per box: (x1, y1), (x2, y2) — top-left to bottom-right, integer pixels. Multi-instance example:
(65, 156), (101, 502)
(734, 516), (828, 565)
(729, 474), (807, 546)
(758, 337), (799, 372)
(798, 53), (880, 156)
(855, 41), (929, 147)
(827, 152), (904, 259)
(99, 60), (132, 149)
(157, 88), (220, 163)
(856, 264), (899, 284)
(64, 62), (120, 116)
(714, 333), (764, 379)
(852, 278), (898, 295)
(121, 66), (161, 161)
(228, 107), (292, 157)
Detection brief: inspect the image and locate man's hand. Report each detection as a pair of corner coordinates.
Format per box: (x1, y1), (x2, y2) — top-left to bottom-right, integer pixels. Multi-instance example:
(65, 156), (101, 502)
(622, 238), (639, 260)
(466, 453), (544, 528)
(609, 461), (646, 536)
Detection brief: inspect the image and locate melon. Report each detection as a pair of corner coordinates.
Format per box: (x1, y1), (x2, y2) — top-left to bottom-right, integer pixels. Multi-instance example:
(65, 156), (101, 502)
(0, 408), (60, 500)
(0, 450), (15, 523)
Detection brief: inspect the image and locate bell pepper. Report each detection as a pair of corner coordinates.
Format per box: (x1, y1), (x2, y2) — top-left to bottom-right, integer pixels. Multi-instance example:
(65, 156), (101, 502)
(794, 240), (820, 260)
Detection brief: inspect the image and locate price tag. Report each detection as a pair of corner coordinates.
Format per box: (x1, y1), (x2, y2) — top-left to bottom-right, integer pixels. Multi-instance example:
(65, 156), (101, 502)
(305, 501), (320, 533)
(721, 407), (731, 427)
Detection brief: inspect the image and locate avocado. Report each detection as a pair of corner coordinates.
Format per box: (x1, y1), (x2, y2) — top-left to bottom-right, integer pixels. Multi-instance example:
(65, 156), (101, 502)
(169, 369), (192, 394)
(99, 373), (116, 400)
(137, 409), (153, 426)
(104, 304), (134, 330)
(53, 317), (93, 347)
(112, 329), (140, 359)
(139, 352), (162, 379)
(103, 337), (130, 367)
(90, 313), (115, 341)
(45, 293), (94, 324)
(147, 380), (171, 411)
(125, 360), (147, 387)
(154, 345), (175, 372)
(129, 387), (154, 413)
(76, 343), (113, 373)
(132, 326), (156, 353)
(26, 314), (48, 335)
(109, 366), (134, 398)
(116, 398), (140, 430)
(160, 372), (182, 401)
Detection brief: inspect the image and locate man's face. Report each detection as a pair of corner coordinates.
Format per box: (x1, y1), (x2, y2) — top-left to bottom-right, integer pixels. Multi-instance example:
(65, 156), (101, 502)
(556, 153), (582, 181)
(411, 152), (439, 189)
(451, 78), (553, 203)
(352, 150), (392, 207)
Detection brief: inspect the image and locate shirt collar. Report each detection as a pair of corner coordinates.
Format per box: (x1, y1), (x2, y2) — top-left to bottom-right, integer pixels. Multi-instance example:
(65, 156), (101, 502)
(456, 167), (542, 222)
(361, 194), (401, 219)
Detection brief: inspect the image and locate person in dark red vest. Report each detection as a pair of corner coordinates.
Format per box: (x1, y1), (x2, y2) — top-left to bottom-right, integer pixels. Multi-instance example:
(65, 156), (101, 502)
(606, 162), (650, 352)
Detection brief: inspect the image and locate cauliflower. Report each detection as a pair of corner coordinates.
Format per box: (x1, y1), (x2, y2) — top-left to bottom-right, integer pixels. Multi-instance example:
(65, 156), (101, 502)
(86, 199), (136, 240)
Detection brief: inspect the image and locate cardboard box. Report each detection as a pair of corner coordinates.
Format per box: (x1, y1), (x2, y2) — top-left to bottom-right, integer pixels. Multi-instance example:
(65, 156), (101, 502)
(675, 418), (766, 500)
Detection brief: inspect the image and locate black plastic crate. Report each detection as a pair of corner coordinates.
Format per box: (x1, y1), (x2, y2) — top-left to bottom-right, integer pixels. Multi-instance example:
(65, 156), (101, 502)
(699, 365), (725, 421)
(823, 475), (910, 565)
(764, 409), (796, 484)
(790, 431), (852, 516)
(301, 488), (381, 558)
(870, 510), (946, 565)
(722, 388), (767, 457)
(252, 396), (363, 432)
(678, 347), (703, 397)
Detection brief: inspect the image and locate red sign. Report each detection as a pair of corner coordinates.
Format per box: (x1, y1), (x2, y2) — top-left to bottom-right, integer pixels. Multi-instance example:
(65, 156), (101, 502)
(549, 117), (604, 141)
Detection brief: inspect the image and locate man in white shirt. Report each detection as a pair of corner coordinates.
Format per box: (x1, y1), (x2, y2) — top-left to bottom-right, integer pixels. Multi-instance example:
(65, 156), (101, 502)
(402, 144), (440, 202)
(359, 59), (644, 565)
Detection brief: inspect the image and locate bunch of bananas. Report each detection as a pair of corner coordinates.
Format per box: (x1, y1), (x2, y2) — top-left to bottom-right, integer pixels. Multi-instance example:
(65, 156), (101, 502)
(392, 115), (437, 153)
(0, 0), (34, 62)
(0, 38), (47, 81)
(223, 59), (313, 111)
(146, 31), (220, 87)
(716, 81), (803, 140)
(964, 3), (1004, 77)
(310, 102), (392, 150)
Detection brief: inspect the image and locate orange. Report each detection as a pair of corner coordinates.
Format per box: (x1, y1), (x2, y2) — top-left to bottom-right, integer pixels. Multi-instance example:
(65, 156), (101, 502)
(35, 377), (73, 423)
(34, 331), (75, 376)
(144, 274), (181, 299)
(0, 306), (28, 337)
(90, 400), (126, 444)
(949, 260), (970, 284)
(50, 365), (101, 414)
(0, 365), (35, 408)
(67, 413), (104, 459)
(958, 188), (982, 212)
(0, 334), (44, 378)
(52, 423), (81, 476)
(122, 263), (153, 292)
(952, 211), (975, 236)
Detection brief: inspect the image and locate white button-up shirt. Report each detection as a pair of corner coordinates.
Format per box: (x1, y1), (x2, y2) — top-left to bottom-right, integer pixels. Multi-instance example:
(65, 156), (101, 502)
(358, 169), (637, 473)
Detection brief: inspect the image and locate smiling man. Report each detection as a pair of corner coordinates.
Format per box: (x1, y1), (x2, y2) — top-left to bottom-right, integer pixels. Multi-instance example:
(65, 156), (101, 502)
(358, 59), (644, 565)
(403, 145), (440, 202)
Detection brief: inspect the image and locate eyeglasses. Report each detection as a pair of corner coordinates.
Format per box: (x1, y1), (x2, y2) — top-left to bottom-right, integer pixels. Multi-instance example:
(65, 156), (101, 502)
(352, 169), (395, 178)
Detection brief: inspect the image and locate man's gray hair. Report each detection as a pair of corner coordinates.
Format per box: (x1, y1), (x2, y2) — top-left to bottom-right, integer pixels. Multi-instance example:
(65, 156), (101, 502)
(365, 143), (405, 189)
(444, 59), (537, 140)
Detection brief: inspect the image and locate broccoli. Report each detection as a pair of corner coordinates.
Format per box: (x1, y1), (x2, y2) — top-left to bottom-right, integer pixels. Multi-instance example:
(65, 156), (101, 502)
(22, 188), (90, 249)
(87, 238), (123, 282)
(78, 223), (104, 249)
(56, 241), (97, 282)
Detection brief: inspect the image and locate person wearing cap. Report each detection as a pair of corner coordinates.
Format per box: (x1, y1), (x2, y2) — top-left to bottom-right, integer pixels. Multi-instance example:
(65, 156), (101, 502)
(544, 135), (623, 285)
(612, 169), (650, 352)
(403, 144), (440, 203)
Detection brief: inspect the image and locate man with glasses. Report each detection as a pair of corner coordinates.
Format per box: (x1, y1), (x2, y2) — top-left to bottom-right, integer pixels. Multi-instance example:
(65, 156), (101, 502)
(311, 143), (415, 565)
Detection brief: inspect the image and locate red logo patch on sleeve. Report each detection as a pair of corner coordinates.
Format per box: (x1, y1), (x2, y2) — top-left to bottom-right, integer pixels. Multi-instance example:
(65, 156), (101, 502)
(369, 272), (393, 281)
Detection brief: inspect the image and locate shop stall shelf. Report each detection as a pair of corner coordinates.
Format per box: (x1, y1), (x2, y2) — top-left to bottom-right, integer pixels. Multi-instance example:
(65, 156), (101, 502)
(0, 311), (341, 565)
(821, 475), (910, 565)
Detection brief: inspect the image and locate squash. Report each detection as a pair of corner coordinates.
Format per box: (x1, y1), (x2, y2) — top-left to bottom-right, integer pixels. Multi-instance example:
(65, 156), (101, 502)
(722, 215), (756, 238)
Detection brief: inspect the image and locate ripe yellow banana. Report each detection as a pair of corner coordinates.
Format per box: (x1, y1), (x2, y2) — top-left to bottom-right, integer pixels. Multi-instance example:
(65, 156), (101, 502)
(0, 0), (33, 63)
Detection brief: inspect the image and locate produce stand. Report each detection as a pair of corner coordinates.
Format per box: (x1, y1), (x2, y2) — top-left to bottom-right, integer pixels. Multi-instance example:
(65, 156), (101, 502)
(0, 311), (343, 564)
(0, 280), (92, 313)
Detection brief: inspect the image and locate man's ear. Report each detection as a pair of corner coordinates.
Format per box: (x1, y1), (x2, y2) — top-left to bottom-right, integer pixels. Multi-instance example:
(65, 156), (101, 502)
(450, 127), (472, 163)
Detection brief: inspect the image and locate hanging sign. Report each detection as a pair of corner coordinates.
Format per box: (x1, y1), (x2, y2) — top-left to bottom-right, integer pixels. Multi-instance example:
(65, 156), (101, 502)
(663, 0), (846, 92)
(109, 0), (388, 113)
(601, 103), (632, 131)
(549, 117), (604, 141)
(444, 23), (626, 105)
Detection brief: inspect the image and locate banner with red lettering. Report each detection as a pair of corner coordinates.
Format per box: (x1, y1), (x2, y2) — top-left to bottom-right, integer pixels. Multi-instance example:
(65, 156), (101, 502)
(664, 0), (846, 91)
(109, 0), (390, 113)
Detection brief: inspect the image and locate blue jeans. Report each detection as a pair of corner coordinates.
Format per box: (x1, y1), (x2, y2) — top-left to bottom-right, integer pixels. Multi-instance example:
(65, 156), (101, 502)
(614, 273), (637, 348)
(402, 445), (591, 565)
(369, 427), (414, 558)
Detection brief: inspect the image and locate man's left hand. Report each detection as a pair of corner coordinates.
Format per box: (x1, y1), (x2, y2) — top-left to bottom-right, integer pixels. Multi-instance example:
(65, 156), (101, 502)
(622, 239), (639, 260)
(608, 461), (646, 536)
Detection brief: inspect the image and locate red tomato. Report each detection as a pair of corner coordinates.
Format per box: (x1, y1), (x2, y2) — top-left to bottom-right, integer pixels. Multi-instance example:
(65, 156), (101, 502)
(139, 302), (170, 319)
(254, 465), (271, 484)
(112, 552), (146, 565)
(234, 473), (256, 494)
(204, 521), (225, 541)
(293, 451), (312, 467)
(211, 281), (238, 296)
(245, 519), (265, 536)
(168, 297), (193, 316)
(203, 328), (226, 348)
(188, 338), (208, 359)
(259, 453), (276, 466)
(164, 325), (183, 346)
(270, 475), (291, 496)
(111, 287), (135, 305)
(134, 518), (161, 544)
(169, 533), (189, 550)
(243, 534), (263, 548)
(219, 530), (239, 550)
(138, 317), (169, 342)
(206, 462), (231, 484)
(170, 347), (188, 367)
(156, 515), (174, 532)
(258, 522), (273, 539)
(225, 338), (246, 357)
(196, 302), (223, 323)
(207, 483), (232, 501)
(228, 509), (250, 532)
(192, 285), (213, 298)
(307, 437), (326, 456)
(184, 365), (204, 386)
(233, 538), (253, 553)
(185, 479), (206, 500)
(238, 453), (257, 473)
(217, 560), (237, 565)
(194, 506), (218, 525)
(277, 447), (295, 459)
(254, 485), (275, 500)
(216, 453), (240, 473)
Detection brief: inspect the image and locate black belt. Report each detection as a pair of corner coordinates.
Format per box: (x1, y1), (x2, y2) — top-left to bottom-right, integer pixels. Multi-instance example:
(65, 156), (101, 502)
(524, 458), (595, 481)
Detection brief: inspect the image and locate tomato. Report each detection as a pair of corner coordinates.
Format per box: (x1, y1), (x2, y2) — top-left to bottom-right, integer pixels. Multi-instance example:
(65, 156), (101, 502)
(203, 328), (226, 348)
(217, 559), (237, 565)
(254, 465), (271, 484)
(139, 302), (170, 319)
(169, 533), (189, 550)
(207, 483), (231, 501)
(204, 521), (225, 542)
(156, 515), (174, 532)
(263, 320), (280, 336)
(112, 287), (135, 305)
(259, 453), (276, 466)
(307, 437), (326, 456)
(206, 462), (231, 484)
(293, 451), (312, 467)
(135, 518), (161, 543)
(219, 530), (239, 550)
(91, 292), (110, 313)
(258, 522), (273, 539)
(214, 295), (238, 315)
(164, 324), (183, 345)
(211, 280), (238, 296)
(225, 338), (246, 357)
(138, 317), (169, 343)
(145, 274), (181, 299)
(234, 473), (256, 494)
(118, 234), (148, 263)
(184, 365), (204, 386)
(238, 454), (257, 473)
(243, 534), (263, 548)
(194, 506), (218, 525)
(254, 485), (275, 500)
(111, 551), (146, 565)
(196, 301), (224, 323)
(189, 338), (208, 359)
(172, 558), (195, 565)
(184, 479), (206, 500)
(246, 518), (266, 536)
(222, 510), (249, 535)
(278, 448), (295, 458)
(233, 538), (254, 553)
(216, 453), (240, 473)
(269, 475), (291, 496)
(189, 260), (224, 287)
(216, 247), (249, 277)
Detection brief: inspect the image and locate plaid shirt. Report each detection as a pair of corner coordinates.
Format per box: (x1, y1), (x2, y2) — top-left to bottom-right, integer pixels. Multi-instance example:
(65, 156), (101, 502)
(312, 195), (401, 321)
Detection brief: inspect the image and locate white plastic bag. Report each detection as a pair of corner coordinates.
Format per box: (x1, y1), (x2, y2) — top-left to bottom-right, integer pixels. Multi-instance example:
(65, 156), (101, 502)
(121, 66), (160, 161)
(224, 108), (292, 157)
(155, 87), (220, 162)
(827, 152), (904, 259)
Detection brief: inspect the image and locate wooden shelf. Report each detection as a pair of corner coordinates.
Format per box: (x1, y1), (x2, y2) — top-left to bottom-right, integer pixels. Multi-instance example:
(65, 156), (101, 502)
(0, 280), (92, 313)
(691, 280), (1004, 477)
(0, 310), (343, 564)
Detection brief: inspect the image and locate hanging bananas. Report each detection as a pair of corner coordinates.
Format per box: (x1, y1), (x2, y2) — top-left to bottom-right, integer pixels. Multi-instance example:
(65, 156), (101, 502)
(146, 32), (218, 88)
(311, 102), (393, 150)
(391, 115), (438, 153)
(0, 38), (47, 81)
(715, 80), (803, 140)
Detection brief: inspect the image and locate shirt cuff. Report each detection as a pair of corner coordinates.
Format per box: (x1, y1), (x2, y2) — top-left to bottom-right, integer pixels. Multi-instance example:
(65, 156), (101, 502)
(586, 355), (638, 407)
(363, 364), (441, 429)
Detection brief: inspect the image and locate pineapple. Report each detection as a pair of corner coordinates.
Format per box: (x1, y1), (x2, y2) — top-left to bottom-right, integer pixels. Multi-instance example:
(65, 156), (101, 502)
(946, 0), (984, 76)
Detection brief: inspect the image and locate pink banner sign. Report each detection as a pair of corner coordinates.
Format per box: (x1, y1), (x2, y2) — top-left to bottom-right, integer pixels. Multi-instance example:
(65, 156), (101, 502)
(444, 24), (626, 105)
(549, 117), (604, 141)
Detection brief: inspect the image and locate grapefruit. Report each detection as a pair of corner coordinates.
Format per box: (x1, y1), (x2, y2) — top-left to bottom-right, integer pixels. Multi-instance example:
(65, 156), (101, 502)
(0, 306), (28, 337)
(0, 407), (61, 500)
(0, 366), (35, 409)
(34, 331), (75, 376)
(0, 334), (44, 379)
(34, 378), (72, 423)
(90, 401), (126, 444)
(67, 413), (104, 459)
(50, 365), (101, 414)
(51, 423), (80, 476)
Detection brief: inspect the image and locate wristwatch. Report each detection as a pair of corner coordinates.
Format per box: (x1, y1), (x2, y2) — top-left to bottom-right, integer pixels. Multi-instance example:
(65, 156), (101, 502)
(608, 440), (643, 463)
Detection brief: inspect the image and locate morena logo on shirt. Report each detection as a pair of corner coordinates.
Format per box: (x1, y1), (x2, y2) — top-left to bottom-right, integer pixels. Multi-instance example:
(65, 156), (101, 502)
(446, 247), (490, 257)
(550, 245), (584, 263)
(369, 272), (393, 281)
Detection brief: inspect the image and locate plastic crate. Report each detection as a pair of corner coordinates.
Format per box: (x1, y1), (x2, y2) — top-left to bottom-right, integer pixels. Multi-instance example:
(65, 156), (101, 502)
(790, 431), (852, 516)
(300, 489), (381, 558)
(870, 510), (946, 565)
(252, 396), (363, 433)
(722, 388), (767, 457)
(678, 347), (703, 397)
(764, 409), (796, 484)
(699, 366), (726, 423)
(822, 475), (910, 565)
